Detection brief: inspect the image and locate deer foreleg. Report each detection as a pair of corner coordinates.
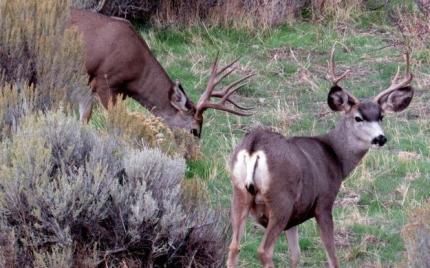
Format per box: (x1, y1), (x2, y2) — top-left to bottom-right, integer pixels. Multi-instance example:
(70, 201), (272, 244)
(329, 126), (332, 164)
(91, 77), (117, 109)
(316, 213), (339, 268)
(286, 226), (300, 268)
(79, 97), (94, 123)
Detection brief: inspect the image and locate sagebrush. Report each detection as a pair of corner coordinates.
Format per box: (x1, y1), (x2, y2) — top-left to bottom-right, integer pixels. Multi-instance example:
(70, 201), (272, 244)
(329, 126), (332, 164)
(0, 109), (227, 267)
(0, 0), (88, 131)
(0, 0), (226, 266)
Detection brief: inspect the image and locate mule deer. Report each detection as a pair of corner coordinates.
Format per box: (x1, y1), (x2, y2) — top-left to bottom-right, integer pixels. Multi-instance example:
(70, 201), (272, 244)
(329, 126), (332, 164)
(69, 9), (252, 137)
(227, 46), (413, 268)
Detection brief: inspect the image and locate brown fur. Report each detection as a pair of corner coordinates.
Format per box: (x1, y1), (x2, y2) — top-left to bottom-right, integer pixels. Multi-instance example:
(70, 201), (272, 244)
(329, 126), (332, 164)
(69, 9), (199, 135)
(69, 9), (250, 137)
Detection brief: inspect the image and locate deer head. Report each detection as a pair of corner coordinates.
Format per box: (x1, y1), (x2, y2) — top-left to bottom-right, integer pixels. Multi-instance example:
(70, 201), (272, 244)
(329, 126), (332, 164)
(326, 45), (413, 148)
(167, 54), (254, 138)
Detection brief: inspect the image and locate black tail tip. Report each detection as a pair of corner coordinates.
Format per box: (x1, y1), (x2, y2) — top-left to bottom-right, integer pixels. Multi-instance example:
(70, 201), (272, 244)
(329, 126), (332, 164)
(246, 184), (256, 195)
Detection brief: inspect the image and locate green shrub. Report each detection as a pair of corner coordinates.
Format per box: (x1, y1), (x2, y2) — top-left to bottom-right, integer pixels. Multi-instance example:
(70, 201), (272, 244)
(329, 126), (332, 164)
(0, 109), (227, 267)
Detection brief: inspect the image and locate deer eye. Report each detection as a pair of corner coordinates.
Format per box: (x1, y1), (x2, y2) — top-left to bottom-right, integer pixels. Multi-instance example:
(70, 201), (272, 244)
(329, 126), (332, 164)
(355, 116), (363, 122)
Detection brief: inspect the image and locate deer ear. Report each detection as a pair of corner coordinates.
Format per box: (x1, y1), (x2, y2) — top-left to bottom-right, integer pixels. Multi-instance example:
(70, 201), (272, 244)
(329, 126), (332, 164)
(375, 86), (414, 113)
(170, 81), (189, 112)
(327, 86), (359, 112)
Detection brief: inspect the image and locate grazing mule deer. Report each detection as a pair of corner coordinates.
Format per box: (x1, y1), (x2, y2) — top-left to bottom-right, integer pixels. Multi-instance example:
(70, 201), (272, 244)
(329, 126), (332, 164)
(69, 9), (252, 137)
(227, 46), (413, 268)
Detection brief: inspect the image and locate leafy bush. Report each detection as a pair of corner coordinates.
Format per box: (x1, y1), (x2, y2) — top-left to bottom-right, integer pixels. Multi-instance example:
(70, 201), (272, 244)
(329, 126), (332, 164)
(0, 109), (227, 267)
(401, 201), (430, 268)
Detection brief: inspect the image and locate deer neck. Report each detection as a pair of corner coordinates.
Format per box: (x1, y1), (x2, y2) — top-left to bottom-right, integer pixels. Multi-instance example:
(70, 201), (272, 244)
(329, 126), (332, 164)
(134, 61), (178, 117)
(320, 118), (369, 178)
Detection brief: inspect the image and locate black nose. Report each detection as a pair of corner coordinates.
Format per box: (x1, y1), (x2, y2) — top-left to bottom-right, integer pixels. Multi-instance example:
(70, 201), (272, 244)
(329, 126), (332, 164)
(191, 128), (200, 138)
(371, 135), (387, 146)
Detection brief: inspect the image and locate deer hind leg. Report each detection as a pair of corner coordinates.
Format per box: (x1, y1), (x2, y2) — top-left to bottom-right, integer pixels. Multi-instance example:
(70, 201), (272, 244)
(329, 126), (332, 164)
(316, 213), (339, 268)
(285, 226), (300, 268)
(227, 187), (251, 268)
(257, 203), (292, 268)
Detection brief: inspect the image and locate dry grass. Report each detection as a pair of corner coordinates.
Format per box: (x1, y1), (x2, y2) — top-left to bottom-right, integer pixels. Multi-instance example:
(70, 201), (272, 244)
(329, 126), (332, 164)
(320, 0), (364, 22)
(401, 200), (430, 267)
(72, 0), (369, 29)
(98, 98), (201, 159)
(0, 0), (88, 121)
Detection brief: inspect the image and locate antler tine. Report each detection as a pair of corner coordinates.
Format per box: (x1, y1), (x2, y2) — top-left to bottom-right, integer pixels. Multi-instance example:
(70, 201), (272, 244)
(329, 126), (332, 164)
(219, 76), (254, 104)
(199, 103), (252, 116)
(195, 56), (254, 120)
(217, 58), (240, 77)
(225, 99), (254, 110)
(197, 53), (221, 106)
(373, 51), (413, 102)
(212, 73), (254, 98)
(327, 44), (350, 85)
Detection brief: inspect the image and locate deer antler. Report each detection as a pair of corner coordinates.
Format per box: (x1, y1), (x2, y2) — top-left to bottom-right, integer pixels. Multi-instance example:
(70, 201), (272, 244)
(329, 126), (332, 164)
(326, 44), (359, 105)
(373, 51), (413, 102)
(194, 54), (254, 121)
(326, 44), (351, 86)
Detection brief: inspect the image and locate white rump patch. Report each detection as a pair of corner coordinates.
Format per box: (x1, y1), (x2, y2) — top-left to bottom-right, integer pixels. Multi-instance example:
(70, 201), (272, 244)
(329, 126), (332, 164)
(231, 150), (270, 193)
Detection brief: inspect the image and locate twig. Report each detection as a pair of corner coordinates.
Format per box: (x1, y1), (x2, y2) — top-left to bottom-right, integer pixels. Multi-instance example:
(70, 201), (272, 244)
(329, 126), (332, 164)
(96, 247), (128, 266)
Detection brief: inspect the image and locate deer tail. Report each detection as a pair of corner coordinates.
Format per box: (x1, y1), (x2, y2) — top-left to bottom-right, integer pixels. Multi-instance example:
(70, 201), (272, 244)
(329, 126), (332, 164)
(244, 153), (259, 195)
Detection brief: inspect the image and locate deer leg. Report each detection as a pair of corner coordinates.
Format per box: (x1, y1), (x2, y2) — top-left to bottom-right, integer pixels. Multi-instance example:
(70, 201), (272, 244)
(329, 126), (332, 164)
(79, 97), (94, 123)
(315, 213), (339, 268)
(257, 212), (289, 268)
(97, 88), (117, 110)
(285, 226), (300, 268)
(227, 188), (250, 268)
(91, 77), (117, 110)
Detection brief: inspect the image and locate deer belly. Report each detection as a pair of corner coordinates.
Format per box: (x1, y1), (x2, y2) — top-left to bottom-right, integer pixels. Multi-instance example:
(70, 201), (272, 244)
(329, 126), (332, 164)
(285, 205), (316, 230)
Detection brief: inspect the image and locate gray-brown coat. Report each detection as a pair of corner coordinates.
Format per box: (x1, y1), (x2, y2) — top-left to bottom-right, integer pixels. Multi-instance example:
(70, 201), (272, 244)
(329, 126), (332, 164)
(227, 47), (414, 268)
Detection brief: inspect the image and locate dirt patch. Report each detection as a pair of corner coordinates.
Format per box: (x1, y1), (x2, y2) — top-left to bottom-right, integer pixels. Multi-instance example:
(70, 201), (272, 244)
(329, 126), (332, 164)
(397, 151), (421, 162)
(335, 229), (357, 248)
(335, 188), (361, 208)
(346, 234), (382, 261)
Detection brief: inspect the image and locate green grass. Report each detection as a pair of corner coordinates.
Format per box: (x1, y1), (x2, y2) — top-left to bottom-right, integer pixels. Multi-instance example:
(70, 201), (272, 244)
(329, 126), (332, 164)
(122, 15), (430, 267)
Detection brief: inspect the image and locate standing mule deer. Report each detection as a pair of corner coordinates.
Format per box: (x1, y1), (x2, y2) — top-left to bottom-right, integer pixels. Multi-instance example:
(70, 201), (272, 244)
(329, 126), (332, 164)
(69, 9), (252, 137)
(227, 46), (414, 268)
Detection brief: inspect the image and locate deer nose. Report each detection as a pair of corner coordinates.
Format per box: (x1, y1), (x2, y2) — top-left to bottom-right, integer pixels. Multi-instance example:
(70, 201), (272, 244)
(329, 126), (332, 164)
(191, 128), (200, 138)
(372, 135), (387, 146)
